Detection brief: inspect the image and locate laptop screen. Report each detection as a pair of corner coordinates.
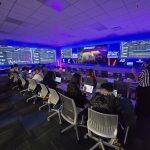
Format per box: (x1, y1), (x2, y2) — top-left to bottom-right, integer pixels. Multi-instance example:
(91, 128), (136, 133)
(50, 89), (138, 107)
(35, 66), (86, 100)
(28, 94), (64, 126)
(113, 90), (117, 97)
(55, 77), (61, 83)
(28, 70), (32, 74)
(83, 84), (94, 93)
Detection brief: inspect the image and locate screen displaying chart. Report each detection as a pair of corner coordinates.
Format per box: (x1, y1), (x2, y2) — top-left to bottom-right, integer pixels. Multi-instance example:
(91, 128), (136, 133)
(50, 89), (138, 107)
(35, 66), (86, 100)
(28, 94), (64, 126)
(0, 45), (56, 65)
(121, 40), (150, 58)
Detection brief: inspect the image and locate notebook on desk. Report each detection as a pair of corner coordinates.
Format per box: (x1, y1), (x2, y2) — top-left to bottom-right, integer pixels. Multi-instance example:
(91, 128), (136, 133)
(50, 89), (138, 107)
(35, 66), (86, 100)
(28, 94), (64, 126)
(83, 84), (94, 93)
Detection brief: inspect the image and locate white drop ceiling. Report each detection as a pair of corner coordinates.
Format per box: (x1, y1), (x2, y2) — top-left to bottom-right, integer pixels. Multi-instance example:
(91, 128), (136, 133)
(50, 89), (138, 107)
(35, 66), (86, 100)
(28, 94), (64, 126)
(0, 0), (150, 46)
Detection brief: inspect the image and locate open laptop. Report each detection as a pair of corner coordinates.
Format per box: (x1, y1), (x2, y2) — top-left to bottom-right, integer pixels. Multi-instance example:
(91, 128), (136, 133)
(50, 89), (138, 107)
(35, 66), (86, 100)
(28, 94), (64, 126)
(83, 84), (94, 94)
(113, 90), (117, 97)
(28, 70), (32, 74)
(55, 77), (61, 83)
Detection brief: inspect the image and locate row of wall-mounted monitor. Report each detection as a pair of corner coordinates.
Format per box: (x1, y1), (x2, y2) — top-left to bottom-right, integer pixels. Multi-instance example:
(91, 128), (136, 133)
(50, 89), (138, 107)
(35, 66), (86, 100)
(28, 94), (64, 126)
(61, 40), (150, 66)
(0, 46), (56, 65)
(0, 39), (150, 66)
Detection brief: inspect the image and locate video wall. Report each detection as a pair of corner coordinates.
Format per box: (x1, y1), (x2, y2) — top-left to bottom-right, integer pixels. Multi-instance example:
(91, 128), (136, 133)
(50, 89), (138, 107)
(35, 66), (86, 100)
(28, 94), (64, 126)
(78, 45), (107, 64)
(121, 40), (150, 58)
(0, 45), (56, 65)
(61, 45), (107, 65)
(61, 40), (150, 66)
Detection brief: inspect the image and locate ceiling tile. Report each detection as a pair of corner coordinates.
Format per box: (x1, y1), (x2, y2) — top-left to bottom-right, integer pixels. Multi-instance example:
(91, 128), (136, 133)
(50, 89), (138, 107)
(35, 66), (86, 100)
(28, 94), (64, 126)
(1, 22), (18, 32)
(16, 0), (42, 10)
(73, 0), (97, 11)
(99, 0), (124, 12)
(10, 4), (36, 17)
(0, 0), (150, 46)
(61, 5), (80, 17)
(65, 0), (79, 4)
(8, 12), (27, 21)
(0, 0), (14, 10)
(84, 6), (105, 18)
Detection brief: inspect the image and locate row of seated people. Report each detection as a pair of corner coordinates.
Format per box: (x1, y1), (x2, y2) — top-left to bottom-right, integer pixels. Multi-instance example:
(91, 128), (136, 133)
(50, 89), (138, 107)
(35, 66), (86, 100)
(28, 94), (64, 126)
(9, 66), (136, 148)
(8, 64), (56, 89)
(9, 64), (97, 89)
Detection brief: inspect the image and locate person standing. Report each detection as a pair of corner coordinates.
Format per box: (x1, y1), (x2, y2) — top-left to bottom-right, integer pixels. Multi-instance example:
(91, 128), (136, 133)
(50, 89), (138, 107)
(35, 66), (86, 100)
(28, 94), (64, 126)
(132, 59), (150, 118)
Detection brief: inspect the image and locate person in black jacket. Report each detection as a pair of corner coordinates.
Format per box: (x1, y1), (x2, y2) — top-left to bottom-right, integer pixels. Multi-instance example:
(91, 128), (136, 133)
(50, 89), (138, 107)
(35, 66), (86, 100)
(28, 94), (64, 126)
(43, 71), (57, 90)
(91, 83), (123, 116)
(66, 73), (88, 108)
(90, 83), (136, 147)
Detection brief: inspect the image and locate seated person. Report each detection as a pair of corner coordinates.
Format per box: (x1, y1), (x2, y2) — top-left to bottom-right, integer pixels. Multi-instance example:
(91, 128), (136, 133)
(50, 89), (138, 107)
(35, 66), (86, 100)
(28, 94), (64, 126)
(41, 64), (48, 76)
(86, 69), (97, 87)
(32, 67), (43, 83)
(20, 66), (28, 80)
(11, 64), (19, 73)
(66, 73), (89, 108)
(8, 64), (19, 85)
(91, 83), (123, 116)
(90, 83), (136, 146)
(43, 71), (57, 90)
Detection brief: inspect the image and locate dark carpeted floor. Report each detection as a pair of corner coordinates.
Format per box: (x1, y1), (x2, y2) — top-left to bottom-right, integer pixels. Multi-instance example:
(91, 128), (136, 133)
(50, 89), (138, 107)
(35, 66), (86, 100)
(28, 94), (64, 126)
(0, 74), (150, 150)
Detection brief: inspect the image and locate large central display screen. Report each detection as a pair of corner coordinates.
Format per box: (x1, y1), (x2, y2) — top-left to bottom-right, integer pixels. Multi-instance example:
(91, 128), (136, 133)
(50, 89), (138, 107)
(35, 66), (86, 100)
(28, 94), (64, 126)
(121, 40), (150, 58)
(0, 46), (56, 65)
(78, 45), (107, 64)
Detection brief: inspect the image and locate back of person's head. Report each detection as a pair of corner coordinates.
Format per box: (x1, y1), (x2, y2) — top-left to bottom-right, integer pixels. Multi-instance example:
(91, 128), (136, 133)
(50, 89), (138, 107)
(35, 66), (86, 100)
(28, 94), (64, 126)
(87, 69), (94, 76)
(70, 73), (81, 86)
(13, 64), (18, 68)
(13, 64), (18, 72)
(100, 83), (114, 95)
(67, 73), (81, 95)
(35, 66), (42, 74)
(22, 66), (28, 72)
(88, 69), (93, 74)
(44, 71), (55, 80)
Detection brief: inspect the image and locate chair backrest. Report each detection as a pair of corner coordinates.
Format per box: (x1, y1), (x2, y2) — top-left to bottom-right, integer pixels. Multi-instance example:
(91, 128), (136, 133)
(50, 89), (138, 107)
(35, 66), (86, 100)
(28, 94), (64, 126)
(87, 108), (118, 139)
(48, 88), (59, 105)
(39, 83), (49, 98)
(83, 77), (94, 86)
(59, 93), (77, 124)
(19, 74), (26, 87)
(27, 79), (37, 91)
(114, 80), (129, 98)
(96, 78), (108, 89)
